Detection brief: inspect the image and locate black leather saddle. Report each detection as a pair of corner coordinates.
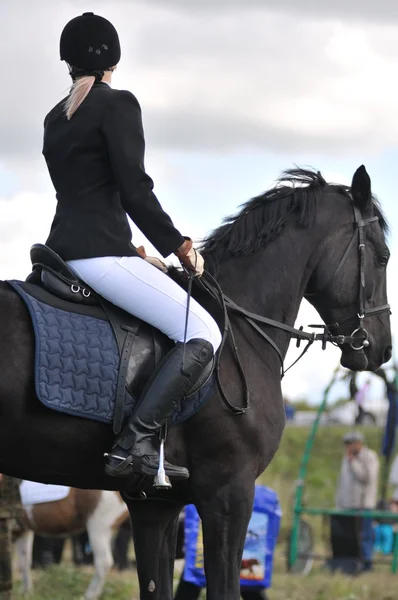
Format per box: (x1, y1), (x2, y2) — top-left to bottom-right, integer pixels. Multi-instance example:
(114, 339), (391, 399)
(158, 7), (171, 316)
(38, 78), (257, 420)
(29, 244), (98, 306)
(26, 244), (171, 434)
(25, 244), (214, 433)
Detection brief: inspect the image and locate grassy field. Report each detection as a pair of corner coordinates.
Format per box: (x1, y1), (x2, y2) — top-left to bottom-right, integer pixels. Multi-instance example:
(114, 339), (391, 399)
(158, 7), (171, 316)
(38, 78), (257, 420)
(9, 425), (397, 600)
(9, 567), (398, 600)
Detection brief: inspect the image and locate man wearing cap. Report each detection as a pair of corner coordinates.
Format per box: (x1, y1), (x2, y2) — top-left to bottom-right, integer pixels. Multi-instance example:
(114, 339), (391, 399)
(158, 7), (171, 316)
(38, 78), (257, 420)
(335, 431), (379, 571)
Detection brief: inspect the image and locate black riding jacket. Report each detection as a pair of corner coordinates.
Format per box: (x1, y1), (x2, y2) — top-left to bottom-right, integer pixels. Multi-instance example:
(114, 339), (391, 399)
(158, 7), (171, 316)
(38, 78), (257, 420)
(43, 82), (185, 261)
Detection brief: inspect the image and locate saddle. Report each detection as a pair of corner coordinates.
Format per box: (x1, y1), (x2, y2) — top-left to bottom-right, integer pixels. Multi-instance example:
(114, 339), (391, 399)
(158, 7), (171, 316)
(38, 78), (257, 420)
(24, 244), (213, 433)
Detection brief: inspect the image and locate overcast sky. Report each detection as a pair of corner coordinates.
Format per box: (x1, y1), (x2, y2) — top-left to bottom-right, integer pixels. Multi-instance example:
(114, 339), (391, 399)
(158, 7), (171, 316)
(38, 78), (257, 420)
(1, 0), (397, 408)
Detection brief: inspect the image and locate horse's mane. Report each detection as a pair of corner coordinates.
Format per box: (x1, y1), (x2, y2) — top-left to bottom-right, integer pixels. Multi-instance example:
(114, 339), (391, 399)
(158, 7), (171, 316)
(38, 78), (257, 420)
(201, 168), (388, 273)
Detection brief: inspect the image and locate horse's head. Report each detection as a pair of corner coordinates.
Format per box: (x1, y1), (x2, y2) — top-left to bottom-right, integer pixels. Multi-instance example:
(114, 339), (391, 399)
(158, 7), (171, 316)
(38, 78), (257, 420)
(306, 165), (391, 371)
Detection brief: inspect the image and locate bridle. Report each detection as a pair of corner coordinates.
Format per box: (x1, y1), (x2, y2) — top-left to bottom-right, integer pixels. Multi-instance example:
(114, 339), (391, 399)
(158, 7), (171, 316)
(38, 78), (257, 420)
(306, 204), (391, 352)
(198, 201), (391, 415)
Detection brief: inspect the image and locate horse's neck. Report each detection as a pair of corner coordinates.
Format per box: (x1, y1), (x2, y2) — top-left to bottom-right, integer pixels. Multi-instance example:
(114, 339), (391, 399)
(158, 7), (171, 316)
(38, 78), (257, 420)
(216, 227), (320, 359)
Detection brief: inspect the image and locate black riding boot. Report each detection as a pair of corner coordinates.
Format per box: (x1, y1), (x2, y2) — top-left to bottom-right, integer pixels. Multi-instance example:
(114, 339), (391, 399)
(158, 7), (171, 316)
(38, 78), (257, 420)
(104, 338), (213, 480)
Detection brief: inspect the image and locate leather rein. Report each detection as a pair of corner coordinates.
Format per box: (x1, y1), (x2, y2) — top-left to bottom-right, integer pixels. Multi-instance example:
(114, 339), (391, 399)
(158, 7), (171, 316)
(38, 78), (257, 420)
(197, 203), (391, 415)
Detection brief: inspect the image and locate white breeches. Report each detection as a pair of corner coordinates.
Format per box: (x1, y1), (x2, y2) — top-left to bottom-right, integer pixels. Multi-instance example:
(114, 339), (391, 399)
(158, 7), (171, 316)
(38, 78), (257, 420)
(67, 256), (222, 352)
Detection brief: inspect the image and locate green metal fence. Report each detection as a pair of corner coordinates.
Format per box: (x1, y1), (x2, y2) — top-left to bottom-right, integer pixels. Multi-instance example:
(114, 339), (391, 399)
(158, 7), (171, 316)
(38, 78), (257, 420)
(288, 367), (398, 574)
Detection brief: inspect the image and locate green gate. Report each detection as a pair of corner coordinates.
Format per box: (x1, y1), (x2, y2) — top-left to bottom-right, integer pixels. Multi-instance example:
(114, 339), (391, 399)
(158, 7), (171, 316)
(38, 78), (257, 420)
(288, 366), (398, 574)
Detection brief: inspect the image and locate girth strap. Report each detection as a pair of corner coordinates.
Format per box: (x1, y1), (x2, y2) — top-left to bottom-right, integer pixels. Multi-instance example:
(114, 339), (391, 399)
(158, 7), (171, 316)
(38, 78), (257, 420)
(99, 299), (141, 434)
(113, 326), (138, 434)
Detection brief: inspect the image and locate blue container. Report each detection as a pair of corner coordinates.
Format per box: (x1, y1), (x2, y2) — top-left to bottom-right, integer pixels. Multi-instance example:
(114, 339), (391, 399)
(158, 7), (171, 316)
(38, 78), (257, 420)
(183, 485), (282, 589)
(374, 523), (394, 555)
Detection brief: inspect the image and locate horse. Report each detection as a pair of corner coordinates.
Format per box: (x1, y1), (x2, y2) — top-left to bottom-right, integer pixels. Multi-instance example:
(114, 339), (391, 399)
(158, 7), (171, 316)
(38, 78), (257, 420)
(16, 486), (128, 600)
(0, 166), (391, 599)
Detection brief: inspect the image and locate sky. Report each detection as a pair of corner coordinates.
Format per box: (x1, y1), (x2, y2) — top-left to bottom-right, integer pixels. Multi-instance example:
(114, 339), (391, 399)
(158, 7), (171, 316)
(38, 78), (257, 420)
(1, 0), (398, 408)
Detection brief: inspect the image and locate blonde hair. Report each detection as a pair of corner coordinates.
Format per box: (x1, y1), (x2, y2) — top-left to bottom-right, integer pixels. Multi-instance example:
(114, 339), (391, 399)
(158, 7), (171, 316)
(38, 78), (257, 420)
(64, 75), (96, 120)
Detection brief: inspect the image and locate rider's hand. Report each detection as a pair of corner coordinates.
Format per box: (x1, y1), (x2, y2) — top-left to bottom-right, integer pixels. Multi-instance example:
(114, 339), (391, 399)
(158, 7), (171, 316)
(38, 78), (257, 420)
(145, 256), (168, 273)
(137, 246), (168, 274)
(175, 238), (204, 277)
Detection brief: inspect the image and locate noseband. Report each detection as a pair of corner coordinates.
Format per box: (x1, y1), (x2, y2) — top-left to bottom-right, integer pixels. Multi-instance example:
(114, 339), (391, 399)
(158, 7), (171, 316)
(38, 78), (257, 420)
(199, 201), (391, 414)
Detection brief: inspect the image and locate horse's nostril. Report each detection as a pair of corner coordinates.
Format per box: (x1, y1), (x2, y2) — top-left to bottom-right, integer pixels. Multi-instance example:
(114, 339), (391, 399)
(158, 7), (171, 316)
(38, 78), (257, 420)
(384, 346), (392, 363)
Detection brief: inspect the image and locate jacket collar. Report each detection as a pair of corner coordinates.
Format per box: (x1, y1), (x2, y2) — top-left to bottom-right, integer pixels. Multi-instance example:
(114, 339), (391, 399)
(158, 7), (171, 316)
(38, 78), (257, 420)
(93, 81), (112, 88)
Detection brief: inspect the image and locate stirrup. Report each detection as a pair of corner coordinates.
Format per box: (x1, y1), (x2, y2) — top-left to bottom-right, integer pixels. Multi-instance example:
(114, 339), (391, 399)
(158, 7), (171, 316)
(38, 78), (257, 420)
(103, 452), (133, 474)
(153, 438), (172, 489)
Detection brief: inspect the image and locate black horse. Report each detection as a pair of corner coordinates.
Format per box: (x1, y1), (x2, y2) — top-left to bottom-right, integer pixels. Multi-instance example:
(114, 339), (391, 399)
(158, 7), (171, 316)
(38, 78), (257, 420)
(0, 166), (391, 599)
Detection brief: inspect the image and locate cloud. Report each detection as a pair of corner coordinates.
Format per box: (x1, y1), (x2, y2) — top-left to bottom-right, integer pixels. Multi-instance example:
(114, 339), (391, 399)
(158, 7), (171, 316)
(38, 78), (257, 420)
(2, 0), (398, 175)
(143, 0), (398, 21)
(133, 13), (398, 154)
(0, 191), (55, 279)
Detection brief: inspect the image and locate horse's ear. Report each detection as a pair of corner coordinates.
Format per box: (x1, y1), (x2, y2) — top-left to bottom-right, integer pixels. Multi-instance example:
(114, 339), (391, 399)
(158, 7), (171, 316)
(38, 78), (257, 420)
(351, 165), (372, 212)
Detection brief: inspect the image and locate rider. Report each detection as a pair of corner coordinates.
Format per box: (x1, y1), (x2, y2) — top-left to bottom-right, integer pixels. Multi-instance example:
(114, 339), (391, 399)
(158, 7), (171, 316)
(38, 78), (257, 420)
(43, 12), (222, 481)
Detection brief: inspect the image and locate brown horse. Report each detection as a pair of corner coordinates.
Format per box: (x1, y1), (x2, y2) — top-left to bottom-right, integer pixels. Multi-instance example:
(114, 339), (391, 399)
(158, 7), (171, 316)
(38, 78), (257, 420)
(16, 486), (128, 600)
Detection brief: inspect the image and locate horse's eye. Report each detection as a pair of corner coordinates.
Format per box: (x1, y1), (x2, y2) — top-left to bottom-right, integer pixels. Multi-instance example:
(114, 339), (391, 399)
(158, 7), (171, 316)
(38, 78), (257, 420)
(378, 251), (390, 266)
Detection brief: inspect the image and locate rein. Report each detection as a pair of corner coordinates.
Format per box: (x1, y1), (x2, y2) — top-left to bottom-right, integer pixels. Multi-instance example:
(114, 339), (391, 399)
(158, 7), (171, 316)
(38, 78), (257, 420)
(197, 202), (391, 415)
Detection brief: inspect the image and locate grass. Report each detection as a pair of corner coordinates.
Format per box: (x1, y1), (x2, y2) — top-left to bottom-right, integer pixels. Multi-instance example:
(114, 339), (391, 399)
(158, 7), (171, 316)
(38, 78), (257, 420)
(270, 571), (398, 600)
(11, 565), (136, 599)
(10, 563), (398, 600)
(9, 425), (396, 599)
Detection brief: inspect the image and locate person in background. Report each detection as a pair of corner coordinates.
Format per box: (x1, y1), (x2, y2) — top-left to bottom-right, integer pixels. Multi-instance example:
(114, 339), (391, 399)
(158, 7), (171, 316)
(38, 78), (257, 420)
(32, 530), (93, 569)
(284, 398), (296, 422)
(389, 453), (398, 501)
(354, 377), (371, 425)
(335, 431), (379, 571)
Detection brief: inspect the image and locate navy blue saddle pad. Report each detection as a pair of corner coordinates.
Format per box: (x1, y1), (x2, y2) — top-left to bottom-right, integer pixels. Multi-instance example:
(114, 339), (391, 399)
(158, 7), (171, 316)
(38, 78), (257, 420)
(8, 280), (213, 427)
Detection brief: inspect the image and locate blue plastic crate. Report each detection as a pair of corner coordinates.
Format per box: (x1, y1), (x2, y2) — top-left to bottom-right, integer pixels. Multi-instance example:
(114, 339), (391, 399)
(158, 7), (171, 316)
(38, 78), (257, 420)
(183, 485), (282, 589)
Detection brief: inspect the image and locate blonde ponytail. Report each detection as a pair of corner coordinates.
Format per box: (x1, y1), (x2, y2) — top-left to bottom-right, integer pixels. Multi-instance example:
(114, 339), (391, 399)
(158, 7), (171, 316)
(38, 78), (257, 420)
(64, 75), (96, 120)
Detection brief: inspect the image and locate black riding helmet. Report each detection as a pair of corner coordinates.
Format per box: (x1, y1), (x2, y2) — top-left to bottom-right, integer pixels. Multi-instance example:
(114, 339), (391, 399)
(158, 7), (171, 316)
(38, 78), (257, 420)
(60, 12), (121, 71)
